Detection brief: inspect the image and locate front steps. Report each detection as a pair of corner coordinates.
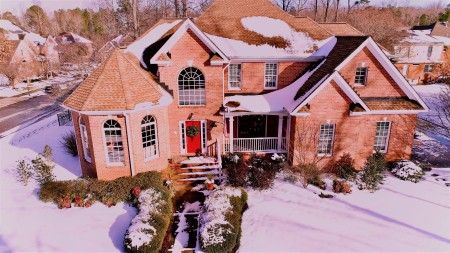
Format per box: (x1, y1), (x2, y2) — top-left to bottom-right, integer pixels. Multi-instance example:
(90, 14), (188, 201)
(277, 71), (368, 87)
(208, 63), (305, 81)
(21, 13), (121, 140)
(172, 156), (223, 183)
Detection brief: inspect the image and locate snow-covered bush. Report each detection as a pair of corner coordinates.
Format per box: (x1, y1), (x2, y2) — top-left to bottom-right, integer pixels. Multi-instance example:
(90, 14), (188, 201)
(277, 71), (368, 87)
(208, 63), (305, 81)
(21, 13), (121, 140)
(391, 161), (425, 183)
(356, 151), (387, 192)
(124, 188), (172, 253)
(199, 187), (247, 253)
(32, 155), (55, 185)
(16, 160), (33, 186)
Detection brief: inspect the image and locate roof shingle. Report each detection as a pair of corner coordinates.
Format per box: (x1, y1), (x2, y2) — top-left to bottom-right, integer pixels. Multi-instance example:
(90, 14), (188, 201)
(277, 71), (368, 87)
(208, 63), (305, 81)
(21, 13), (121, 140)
(63, 49), (164, 111)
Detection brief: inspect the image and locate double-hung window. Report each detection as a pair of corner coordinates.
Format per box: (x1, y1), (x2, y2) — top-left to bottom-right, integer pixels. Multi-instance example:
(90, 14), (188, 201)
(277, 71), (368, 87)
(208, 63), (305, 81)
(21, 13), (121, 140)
(141, 115), (158, 160)
(229, 64), (242, 89)
(374, 121), (391, 153)
(355, 67), (368, 85)
(424, 64), (434, 74)
(318, 124), (335, 156)
(79, 117), (91, 163)
(103, 119), (125, 165)
(264, 63), (278, 89)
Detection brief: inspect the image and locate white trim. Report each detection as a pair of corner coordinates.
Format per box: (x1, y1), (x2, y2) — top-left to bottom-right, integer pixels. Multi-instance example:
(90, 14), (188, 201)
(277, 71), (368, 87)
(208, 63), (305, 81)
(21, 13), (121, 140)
(201, 120), (207, 153)
(223, 111), (289, 116)
(229, 56), (323, 62)
(102, 119), (126, 167)
(124, 113), (136, 176)
(79, 117), (91, 163)
(228, 63), (242, 90)
(350, 109), (428, 116)
(150, 19), (229, 65)
(141, 115), (160, 161)
(264, 63), (278, 89)
(374, 121), (391, 153)
(179, 121), (187, 154)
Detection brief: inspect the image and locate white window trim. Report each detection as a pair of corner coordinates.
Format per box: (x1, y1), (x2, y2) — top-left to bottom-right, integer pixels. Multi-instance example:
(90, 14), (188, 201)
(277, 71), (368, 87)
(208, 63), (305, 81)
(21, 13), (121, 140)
(264, 63), (278, 90)
(424, 64), (434, 74)
(79, 118), (91, 163)
(374, 121), (391, 153)
(179, 120), (207, 154)
(354, 66), (368, 86)
(318, 123), (335, 156)
(228, 64), (242, 90)
(102, 120), (125, 166)
(178, 67), (207, 107)
(142, 116), (159, 161)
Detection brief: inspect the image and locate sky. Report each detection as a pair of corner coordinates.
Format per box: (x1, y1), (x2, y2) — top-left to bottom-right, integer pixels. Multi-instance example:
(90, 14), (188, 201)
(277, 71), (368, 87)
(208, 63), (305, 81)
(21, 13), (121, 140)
(0, 0), (447, 16)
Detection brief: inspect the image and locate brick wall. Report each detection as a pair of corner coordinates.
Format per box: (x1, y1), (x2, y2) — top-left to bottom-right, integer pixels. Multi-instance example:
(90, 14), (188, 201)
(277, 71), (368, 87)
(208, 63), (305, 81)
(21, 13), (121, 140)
(340, 48), (406, 97)
(224, 62), (308, 94)
(290, 81), (417, 169)
(158, 29), (224, 156)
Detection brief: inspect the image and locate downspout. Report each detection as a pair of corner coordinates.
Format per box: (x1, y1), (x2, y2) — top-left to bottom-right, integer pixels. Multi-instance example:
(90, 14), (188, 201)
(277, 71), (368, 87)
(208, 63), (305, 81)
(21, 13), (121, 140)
(124, 113), (136, 177)
(222, 63), (229, 154)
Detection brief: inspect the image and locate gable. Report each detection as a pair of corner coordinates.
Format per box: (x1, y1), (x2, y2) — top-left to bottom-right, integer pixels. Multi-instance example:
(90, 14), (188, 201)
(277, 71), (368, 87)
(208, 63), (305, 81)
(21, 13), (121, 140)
(339, 47), (406, 98)
(164, 29), (213, 63)
(306, 80), (354, 115)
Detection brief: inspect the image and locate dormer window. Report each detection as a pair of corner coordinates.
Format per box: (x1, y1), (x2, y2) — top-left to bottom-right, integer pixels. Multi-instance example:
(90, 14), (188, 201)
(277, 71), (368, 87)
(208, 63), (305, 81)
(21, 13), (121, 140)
(229, 64), (242, 89)
(355, 67), (368, 86)
(264, 63), (278, 89)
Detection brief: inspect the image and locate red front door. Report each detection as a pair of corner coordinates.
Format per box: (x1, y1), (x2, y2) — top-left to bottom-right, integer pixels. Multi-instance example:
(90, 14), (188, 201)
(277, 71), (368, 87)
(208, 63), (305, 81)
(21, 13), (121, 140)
(186, 121), (202, 153)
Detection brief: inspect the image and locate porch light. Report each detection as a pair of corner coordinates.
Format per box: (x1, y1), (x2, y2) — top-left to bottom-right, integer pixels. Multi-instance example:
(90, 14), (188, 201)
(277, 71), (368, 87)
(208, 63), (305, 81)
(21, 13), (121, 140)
(219, 104), (226, 112)
(188, 113), (194, 120)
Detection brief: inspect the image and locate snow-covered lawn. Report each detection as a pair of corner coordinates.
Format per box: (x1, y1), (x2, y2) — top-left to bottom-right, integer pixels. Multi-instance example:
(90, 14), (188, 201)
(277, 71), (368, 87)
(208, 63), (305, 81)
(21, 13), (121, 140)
(0, 74), (81, 98)
(240, 174), (450, 252)
(0, 114), (136, 252)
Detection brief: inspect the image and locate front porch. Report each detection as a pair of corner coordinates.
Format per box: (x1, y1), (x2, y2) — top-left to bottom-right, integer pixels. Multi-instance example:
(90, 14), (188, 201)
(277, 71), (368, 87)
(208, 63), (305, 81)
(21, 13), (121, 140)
(223, 114), (289, 153)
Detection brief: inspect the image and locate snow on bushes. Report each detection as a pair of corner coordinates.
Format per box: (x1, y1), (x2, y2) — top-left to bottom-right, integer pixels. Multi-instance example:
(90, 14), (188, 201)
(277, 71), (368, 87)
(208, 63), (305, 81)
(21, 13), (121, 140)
(199, 187), (248, 253)
(391, 160), (425, 183)
(124, 188), (172, 253)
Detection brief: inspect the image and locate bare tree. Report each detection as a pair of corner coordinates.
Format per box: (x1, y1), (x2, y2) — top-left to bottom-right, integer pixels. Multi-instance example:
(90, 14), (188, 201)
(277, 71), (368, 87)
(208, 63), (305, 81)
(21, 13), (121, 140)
(334, 0), (340, 21)
(1, 63), (19, 89)
(435, 85), (450, 139)
(323, 0), (332, 21)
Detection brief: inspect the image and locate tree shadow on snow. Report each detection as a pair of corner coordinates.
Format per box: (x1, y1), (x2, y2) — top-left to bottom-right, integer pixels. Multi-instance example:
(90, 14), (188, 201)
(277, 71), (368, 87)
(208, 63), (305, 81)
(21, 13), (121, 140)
(109, 204), (138, 251)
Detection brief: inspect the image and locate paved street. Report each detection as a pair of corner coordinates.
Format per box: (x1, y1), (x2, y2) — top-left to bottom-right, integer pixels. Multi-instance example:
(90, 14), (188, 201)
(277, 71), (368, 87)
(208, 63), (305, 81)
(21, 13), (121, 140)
(0, 95), (63, 135)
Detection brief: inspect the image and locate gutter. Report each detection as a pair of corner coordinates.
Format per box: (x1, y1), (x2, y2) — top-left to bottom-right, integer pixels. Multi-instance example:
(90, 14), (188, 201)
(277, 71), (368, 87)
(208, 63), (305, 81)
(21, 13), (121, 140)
(124, 112), (136, 177)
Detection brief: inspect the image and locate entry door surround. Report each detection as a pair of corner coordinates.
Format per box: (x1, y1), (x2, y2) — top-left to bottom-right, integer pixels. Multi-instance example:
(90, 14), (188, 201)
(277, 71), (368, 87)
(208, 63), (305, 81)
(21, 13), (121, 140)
(179, 120), (207, 154)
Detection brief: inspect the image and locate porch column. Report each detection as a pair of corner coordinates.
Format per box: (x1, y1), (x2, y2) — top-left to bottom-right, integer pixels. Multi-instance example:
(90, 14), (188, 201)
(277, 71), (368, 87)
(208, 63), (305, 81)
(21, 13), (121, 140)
(229, 116), (234, 153)
(277, 115), (283, 151)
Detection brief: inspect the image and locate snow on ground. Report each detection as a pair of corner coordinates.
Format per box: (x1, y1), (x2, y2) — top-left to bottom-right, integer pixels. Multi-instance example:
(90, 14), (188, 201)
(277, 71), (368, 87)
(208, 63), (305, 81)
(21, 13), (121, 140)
(0, 74), (81, 98)
(240, 174), (450, 252)
(0, 114), (136, 252)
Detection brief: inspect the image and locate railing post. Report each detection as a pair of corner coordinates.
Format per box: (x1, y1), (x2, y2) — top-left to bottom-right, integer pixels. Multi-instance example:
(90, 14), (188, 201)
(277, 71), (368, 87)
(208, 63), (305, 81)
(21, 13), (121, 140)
(229, 116), (234, 153)
(277, 115), (284, 151)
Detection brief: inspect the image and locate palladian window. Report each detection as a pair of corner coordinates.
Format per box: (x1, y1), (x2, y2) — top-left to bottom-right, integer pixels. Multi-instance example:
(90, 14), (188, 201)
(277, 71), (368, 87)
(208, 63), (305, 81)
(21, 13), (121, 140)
(178, 67), (206, 106)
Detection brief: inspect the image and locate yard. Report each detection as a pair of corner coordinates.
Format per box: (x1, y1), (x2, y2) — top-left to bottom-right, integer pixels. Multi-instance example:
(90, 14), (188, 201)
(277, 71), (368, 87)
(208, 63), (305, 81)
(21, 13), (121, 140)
(0, 84), (449, 252)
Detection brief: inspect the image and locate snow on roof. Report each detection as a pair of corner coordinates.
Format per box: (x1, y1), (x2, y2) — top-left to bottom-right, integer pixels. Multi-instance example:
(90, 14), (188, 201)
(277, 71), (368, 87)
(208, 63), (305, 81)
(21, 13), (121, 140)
(71, 32), (92, 44)
(402, 30), (443, 44)
(206, 16), (326, 58)
(126, 19), (182, 67)
(25, 32), (46, 44)
(432, 35), (450, 45)
(0, 20), (23, 33)
(224, 60), (325, 113)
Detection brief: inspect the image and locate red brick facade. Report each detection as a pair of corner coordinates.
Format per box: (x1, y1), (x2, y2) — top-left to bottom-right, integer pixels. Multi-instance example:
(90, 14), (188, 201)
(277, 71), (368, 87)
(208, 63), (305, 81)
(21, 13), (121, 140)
(68, 28), (423, 180)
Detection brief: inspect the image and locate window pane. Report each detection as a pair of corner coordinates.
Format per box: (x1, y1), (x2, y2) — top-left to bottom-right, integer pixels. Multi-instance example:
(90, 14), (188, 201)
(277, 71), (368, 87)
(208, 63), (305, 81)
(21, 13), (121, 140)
(141, 116), (158, 159)
(355, 67), (368, 85)
(318, 124), (335, 155)
(264, 63), (278, 88)
(104, 120), (124, 164)
(374, 122), (391, 153)
(178, 67), (206, 105)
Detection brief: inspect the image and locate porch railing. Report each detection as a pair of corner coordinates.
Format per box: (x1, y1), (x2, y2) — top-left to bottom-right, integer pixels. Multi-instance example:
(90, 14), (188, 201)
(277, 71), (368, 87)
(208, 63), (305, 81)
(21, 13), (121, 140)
(224, 137), (287, 153)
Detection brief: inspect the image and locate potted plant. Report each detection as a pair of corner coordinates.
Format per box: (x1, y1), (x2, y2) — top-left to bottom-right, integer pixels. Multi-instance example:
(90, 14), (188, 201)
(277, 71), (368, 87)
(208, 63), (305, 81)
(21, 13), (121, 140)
(205, 174), (215, 190)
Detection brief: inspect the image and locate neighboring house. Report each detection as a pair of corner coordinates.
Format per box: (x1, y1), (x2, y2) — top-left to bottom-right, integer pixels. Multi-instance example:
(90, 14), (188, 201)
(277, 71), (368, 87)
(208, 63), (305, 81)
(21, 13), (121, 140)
(392, 23), (450, 84)
(0, 39), (41, 83)
(0, 19), (60, 76)
(63, 0), (427, 180)
(56, 32), (94, 60)
(97, 34), (133, 62)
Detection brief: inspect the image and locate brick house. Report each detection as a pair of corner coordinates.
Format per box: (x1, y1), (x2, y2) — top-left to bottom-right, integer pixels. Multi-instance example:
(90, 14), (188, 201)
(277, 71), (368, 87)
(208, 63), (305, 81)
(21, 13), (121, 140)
(63, 0), (428, 180)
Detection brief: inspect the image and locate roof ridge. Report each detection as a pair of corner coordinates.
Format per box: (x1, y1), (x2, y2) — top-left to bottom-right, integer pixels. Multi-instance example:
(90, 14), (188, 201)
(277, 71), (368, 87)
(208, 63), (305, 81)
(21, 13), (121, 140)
(115, 50), (131, 110)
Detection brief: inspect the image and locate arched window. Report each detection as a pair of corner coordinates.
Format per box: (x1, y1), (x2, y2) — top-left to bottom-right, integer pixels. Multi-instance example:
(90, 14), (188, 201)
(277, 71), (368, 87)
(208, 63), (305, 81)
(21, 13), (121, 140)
(178, 67), (206, 106)
(79, 116), (91, 163)
(141, 115), (159, 159)
(103, 119), (124, 164)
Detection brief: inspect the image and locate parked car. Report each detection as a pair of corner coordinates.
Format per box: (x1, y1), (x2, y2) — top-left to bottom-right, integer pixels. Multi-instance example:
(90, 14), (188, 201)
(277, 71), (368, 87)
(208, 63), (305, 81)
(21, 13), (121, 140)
(44, 86), (53, 94)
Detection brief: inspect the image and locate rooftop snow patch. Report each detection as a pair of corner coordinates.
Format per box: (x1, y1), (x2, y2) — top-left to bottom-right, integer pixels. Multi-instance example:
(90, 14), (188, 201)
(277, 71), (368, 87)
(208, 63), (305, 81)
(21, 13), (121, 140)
(206, 16), (325, 58)
(402, 30), (443, 44)
(126, 19), (182, 67)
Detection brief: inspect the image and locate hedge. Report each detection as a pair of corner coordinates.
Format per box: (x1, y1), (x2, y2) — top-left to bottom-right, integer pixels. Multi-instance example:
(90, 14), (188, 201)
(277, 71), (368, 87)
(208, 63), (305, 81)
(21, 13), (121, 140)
(199, 187), (248, 253)
(39, 171), (167, 207)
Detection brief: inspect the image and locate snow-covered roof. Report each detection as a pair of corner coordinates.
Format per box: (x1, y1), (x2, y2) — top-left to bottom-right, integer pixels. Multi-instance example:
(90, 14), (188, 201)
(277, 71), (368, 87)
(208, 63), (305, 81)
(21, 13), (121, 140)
(71, 33), (92, 44)
(432, 35), (450, 45)
(401, 30), (443, 44)
(206, 16), (327, 58)
(0, 20), (23, 33)
(24, 32), (46, 44)
(0, 20), (46, 44)
(126, 19), (183, 67)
